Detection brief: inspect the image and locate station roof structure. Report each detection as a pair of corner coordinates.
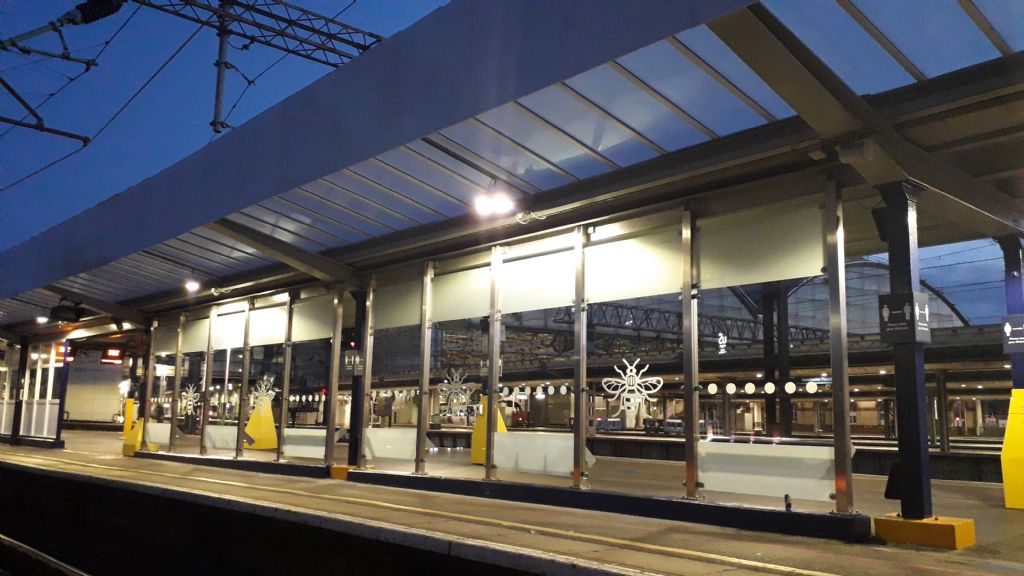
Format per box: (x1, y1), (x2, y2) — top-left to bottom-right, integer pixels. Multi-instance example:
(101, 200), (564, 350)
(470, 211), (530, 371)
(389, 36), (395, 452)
(2, 0), (1024, 338)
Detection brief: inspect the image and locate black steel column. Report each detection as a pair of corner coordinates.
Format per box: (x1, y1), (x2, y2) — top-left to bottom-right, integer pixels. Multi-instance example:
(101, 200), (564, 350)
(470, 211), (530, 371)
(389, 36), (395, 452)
(761, 288), (778, 434)
(879, 182), (932, 520)
(936, 369), (950, 452)
(54, 340), (71, 445)
(348, 289), (368, 467)
(9, 338), (29, 443)
(777, 282), (793, 436)
(998, 236), (1024, 390)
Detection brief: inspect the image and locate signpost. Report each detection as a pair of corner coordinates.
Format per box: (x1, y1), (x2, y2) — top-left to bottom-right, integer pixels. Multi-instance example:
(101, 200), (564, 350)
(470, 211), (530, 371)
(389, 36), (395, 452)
(879, 292), (931, 344)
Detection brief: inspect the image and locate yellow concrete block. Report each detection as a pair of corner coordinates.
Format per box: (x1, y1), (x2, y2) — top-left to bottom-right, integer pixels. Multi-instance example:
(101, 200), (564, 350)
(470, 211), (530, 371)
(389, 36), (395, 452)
(329, 465), (373, 480)
(1002, 389), (1024, 509)
(873, 514), (975, 549)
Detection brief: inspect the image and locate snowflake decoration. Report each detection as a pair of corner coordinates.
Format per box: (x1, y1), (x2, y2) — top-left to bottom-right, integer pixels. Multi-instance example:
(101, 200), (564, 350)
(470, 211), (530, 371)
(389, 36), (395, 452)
(180, 384), (201, 416)
(600, 358), (663, 429)
(250, 373), (276, 410)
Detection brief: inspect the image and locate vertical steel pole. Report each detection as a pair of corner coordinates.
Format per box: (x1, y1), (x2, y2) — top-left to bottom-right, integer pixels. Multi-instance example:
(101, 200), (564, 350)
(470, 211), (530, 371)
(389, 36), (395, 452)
(276, 293), (295, 462)
(415, 262), (434, 474)
(9, 339), (28, 443)
(354, 277), (375, 469)
(200, 306), (217, 456)
(572, 226), (589, 488)
(54, 340), (71, 445)
(936, 369), (950, 452)
(211, 7), (229, 133)
(141, 319), (158, 449)
(169, 313), (185, 453)
(485, 247), (504, 481)
(880, 181), (932, 520)
(235, 299), (253, 458)
(681, 211), (701, 498)
(42, 343), (56, 438)
(999, 236), (1024, 390)
(325, 286), (345, 467)
(777, 283), (793, 437)
(824, 181), (854, 514)
(1, 342), (13, 435)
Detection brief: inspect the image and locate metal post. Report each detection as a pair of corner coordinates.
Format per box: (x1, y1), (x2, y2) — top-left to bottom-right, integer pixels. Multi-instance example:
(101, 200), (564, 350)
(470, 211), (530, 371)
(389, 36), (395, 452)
(777, 282), (793, 437)
(936, 369), (950, 452)
(415, 262), (434, 474)
(824, 181), (854, 514)
(681, 211), (701, 498)
(572, 226), (589, 488)
(325, 286), (345, 467)
(998, 236), (1024, 390)
(485, 247), (504, 481)
(200, 306), (217, 456)
(211, 6), (229, 133)
(42, 343), (56, 438)
(1, 342), (13, 435)
(879, 181), (931, 520)
(54, 340), (71, 445)
(762, 288), (778, 434)
(169, 313), (185, 453)
(351, 280), (374, 469)
(235, 299), (253, 458)
(141, 320), (158, 449)
(722, 386), (733, 437)
(9, 338), (28, 444)
(276, 293), (296, 462)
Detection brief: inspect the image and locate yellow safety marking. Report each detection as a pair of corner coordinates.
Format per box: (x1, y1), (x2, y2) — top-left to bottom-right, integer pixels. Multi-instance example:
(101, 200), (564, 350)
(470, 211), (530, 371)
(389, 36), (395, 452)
(1002, 389), (1024, 509)
(0, 451), (835, 576)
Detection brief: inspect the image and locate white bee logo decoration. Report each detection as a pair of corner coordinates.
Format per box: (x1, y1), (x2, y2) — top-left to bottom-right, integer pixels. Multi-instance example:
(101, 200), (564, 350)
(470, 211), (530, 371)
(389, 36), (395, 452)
(601, 358), (663, 429)
(180, 384), (201, 416)
(250, 373), (276, 411)
(438, 368), (476, 418)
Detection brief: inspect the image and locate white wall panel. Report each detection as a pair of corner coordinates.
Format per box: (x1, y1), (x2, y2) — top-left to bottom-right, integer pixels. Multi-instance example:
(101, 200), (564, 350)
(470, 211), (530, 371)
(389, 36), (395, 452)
(374, 280), (421, 329)
(699, 195), (823, 289)
(181, 317), (210, 353)
(212, 310), (246, 350)
(586, 229), (682, 303)
(433, 267), (490, 322)
(250, 306), (287, 346)
(503, 251), (574, 313)
(292, 295), (335, 342)
(152, 317), (179, 356)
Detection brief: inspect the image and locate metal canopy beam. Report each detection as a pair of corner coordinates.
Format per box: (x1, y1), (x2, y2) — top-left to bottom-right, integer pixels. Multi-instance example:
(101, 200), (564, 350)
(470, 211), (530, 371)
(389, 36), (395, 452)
(42, 285), (148, 325)
(709, 5), (1024, 237)
(204, 219), (360, 286)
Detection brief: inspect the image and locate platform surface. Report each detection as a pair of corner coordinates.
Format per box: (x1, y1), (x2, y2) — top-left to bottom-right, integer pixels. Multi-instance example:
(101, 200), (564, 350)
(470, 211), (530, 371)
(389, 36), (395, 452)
(1, 430), (1021, 576)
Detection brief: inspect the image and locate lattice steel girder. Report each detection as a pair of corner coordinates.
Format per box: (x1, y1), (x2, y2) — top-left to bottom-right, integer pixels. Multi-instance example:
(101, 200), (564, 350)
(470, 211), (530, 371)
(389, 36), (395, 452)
(132, 0), (383, 66)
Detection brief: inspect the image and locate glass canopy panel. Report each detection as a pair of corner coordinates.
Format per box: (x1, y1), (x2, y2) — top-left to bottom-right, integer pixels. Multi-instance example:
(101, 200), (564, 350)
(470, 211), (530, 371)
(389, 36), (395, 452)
(348, 160), (466, 218)
(259, 197), (372, 244)
(225, 213), (325, 252)
(404, 141), (494, 189)
(148, 244), (237, 278)
(476, 104), (611, 179)
(440, 121), (573, 190)
(277, 189), (392, 237)
(239, 205), (345, 247)
(974, 0), (1024, 52)
(851, 0), (1001, 78)
(617, 40), (765, 136)
(375, 148), (482, 205)
(676, 26), (794, 119)
(518, 86), (658, 167)
(321, 170), (446, 225)
(762, 0), (914, 94)
(297, 179), (421, 231)
(565, 64), (709, 152)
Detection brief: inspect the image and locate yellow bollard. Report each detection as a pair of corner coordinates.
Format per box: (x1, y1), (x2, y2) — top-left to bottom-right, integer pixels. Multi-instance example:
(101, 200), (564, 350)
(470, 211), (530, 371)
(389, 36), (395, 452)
(471, 397), (507, 465)
(121, 399), (134, 439)
(1003, 388), (1024, 509)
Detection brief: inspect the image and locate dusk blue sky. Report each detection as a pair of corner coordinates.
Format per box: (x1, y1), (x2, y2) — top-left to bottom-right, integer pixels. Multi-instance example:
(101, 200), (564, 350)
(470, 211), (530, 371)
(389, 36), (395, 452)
(0, 1), (1012, 325)
(0, 0), (445, 249)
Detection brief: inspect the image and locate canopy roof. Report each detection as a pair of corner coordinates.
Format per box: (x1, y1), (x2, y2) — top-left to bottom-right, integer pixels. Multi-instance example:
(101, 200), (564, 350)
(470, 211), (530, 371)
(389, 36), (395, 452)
(2, 0), (1023, 337)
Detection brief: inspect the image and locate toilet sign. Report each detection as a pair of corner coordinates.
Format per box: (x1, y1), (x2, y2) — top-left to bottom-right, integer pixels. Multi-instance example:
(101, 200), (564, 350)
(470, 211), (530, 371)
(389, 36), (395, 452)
(1003, 315), (1024, 354)
(879, 292), (931, 344)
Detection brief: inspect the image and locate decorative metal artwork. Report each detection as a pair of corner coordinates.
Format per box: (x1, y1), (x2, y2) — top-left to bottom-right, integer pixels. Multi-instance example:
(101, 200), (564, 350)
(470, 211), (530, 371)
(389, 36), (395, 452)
(600, 358), (663, 429)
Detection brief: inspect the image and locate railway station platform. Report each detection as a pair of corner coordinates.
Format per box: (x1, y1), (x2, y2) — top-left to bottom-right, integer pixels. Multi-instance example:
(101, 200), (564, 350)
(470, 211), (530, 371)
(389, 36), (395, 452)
(0, 430), (1020, 576)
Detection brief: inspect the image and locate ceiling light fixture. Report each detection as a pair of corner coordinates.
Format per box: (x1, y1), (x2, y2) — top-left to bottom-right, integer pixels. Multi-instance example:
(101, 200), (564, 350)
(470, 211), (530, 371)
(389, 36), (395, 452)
(184, 279), (200, 293)
(35, 315), (48, 324)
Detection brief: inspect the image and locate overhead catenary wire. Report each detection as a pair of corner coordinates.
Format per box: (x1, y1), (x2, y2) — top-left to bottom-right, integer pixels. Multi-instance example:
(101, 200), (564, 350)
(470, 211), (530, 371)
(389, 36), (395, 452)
(0, 20), (204, 193)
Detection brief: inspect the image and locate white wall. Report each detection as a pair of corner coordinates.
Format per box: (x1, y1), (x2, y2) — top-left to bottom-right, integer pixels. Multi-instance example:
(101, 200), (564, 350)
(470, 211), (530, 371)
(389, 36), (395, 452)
(65, 351), (124, 423)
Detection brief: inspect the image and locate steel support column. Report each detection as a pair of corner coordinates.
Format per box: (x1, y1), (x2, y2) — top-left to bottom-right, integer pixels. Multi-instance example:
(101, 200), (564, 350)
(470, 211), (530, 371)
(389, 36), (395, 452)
(325, 287), (344, 467)
(276, 293), (296, 462)
(762, 288), (778, 434)
(824, 181), (854, 514)
(936, 369), (950, 452)
(199, 307), (217, 456)
(9, 338), (27, 443)
(681, 211), (701, 498)
(880, 181), (932, 520)
(777, 283), (793, 436)
(348, 287), (370, 467)
(572, 226), (589, 488)
(235, 299), (253, 458)
(485, 247), (504, 481)
(998, 236), (1024, 390)
(54, 340), (71, 445)
(169, 314), (185, 453)
(415, 262), (434, 475)
(141, 319), (158, 448)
